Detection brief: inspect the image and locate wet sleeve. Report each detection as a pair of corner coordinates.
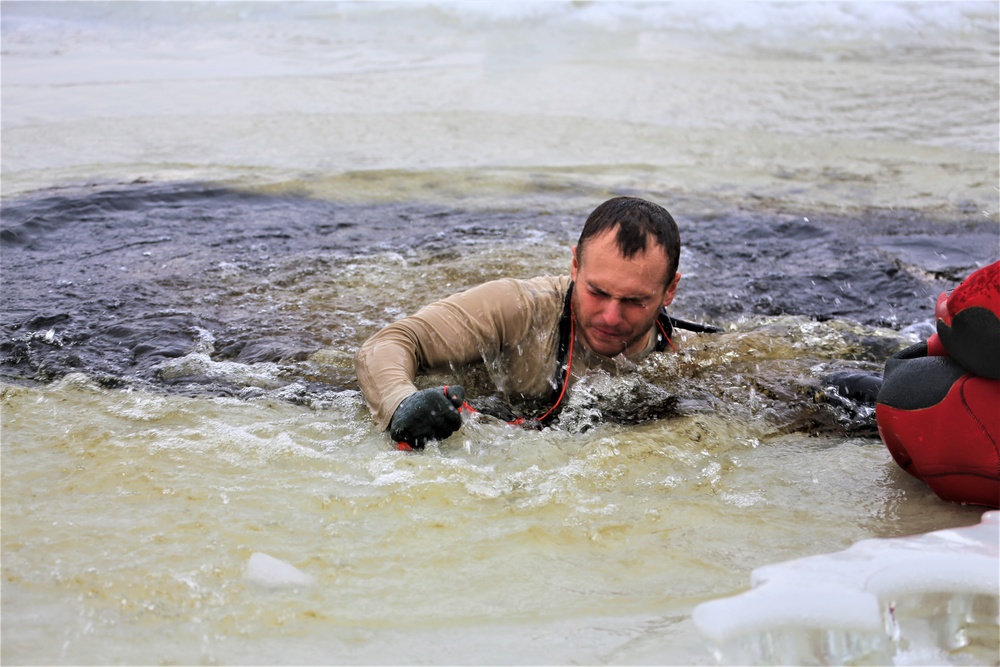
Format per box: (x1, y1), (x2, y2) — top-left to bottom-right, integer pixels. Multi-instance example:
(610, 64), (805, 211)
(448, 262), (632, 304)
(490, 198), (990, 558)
(354, 279), (538, 431)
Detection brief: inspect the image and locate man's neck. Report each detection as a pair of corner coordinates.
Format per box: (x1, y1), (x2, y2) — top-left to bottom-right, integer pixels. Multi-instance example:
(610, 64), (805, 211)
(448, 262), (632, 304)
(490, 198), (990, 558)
(576, 325), (656, 362)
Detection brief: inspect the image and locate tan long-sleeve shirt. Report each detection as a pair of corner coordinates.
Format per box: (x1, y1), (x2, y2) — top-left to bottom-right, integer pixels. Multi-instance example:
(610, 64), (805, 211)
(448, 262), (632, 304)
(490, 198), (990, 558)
(354, 275), (667, 431)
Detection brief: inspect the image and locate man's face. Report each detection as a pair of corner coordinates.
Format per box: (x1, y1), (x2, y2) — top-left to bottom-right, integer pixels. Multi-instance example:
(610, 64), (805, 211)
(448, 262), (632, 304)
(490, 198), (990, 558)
(570, 230), (680, 358)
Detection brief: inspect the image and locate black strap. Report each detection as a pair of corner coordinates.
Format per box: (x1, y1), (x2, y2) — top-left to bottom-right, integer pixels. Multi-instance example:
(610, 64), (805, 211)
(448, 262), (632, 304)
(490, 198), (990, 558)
(549, 284), (575, 412)
(666, 315), (724, 335)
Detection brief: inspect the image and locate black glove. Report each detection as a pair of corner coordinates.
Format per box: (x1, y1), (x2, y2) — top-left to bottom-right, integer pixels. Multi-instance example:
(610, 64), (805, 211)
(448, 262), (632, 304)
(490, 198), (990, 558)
(824, 371), (883, 404)
(389, 385), (465, 449)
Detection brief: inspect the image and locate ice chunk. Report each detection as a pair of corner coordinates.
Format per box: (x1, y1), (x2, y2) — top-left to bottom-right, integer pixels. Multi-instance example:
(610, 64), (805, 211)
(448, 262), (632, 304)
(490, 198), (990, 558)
(245, 552), (313, 587)
(693, 585), (883, 640)
(693, 511), (999, 665)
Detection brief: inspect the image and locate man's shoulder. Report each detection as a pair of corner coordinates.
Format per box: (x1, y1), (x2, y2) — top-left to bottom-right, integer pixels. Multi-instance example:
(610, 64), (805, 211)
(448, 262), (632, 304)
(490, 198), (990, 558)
(515, 274), (571, 292)
(497, 275), (571, 305)
(453, 275), (569, 321)
(461, 275), (570, 298)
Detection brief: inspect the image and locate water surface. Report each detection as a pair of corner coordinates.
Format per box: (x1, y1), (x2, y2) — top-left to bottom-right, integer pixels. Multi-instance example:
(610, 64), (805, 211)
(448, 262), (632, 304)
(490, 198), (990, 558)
(2, 2), (998, 664)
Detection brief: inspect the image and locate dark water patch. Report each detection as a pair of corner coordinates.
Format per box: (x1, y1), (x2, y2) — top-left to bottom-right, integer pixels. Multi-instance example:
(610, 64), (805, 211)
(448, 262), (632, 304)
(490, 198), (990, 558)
(1, 181), (996, 410)
(0, 181), (575, 394)
(679, 208), (997, 328)
(867, 233), (998, 280)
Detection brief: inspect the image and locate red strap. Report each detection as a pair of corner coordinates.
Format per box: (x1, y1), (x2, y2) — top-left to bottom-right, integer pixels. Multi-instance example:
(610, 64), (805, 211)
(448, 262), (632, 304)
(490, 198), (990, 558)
(656, 318), (677, 352)
(457, 400), (528, 427)
(534, 312), (575, 423)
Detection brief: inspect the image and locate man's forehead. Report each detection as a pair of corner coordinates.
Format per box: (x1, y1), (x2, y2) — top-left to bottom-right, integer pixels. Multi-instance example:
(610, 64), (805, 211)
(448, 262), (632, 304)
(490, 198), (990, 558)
(581, 272), (663, 300)
(580, 228), (666, 260)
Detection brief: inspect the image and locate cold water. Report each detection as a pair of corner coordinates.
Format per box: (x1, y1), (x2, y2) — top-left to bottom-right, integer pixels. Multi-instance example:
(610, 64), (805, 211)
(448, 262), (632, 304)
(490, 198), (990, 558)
(2, 2), (998, 665)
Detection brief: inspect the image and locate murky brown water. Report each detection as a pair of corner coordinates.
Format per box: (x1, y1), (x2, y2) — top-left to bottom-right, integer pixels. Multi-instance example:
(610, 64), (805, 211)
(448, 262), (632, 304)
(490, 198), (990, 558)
(2, 2), (997, 664)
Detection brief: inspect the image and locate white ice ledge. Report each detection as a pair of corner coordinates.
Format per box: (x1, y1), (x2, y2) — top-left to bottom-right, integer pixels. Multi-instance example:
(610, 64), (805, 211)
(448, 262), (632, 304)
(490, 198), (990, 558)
(693, 511), (1000, 666)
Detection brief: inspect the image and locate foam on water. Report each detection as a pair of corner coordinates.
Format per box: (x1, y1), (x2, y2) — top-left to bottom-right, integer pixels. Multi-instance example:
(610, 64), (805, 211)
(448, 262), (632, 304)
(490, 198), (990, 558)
(431, 0), (988, 39)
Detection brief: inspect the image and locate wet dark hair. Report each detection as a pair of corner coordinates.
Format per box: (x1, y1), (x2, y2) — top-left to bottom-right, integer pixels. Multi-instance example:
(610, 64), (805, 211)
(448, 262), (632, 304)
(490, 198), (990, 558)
(576, 196), (681, 283)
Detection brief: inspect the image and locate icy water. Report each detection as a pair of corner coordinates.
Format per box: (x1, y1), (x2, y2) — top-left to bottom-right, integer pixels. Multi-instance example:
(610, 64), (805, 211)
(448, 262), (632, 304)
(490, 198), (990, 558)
(2, 2), (999, 665)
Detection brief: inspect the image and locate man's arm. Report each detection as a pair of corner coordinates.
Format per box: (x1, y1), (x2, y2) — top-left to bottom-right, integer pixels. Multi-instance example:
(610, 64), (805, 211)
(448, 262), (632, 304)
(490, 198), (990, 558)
(354, 278), (549, 432)
(354, 319), (432, 432)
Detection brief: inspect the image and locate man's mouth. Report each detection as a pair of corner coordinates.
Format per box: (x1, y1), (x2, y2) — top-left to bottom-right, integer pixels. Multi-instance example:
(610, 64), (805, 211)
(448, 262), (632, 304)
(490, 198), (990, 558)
(591, 327), (627, 342)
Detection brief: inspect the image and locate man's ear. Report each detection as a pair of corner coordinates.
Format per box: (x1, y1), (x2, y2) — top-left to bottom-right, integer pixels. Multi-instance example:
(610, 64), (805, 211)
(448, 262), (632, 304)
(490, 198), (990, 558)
(570, 245), (579, 281)
(662, 273), (681, 308)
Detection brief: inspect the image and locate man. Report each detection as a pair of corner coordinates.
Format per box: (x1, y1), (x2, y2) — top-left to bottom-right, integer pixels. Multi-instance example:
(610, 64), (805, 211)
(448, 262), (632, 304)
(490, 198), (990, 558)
(355, 196), (707, 449)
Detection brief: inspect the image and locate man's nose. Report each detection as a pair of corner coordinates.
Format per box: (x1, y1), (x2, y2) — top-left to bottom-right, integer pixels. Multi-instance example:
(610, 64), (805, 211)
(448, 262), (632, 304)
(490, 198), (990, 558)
(600, 300), (624, 326)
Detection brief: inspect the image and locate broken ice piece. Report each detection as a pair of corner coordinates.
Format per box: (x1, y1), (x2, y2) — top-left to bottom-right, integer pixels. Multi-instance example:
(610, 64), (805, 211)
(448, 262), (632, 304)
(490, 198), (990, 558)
(245, 552), (313, 587)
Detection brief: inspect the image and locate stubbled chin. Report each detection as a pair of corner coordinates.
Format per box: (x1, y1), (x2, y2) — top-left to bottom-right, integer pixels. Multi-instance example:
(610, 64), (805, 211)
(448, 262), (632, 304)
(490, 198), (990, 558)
(583, 331), (628, 358)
